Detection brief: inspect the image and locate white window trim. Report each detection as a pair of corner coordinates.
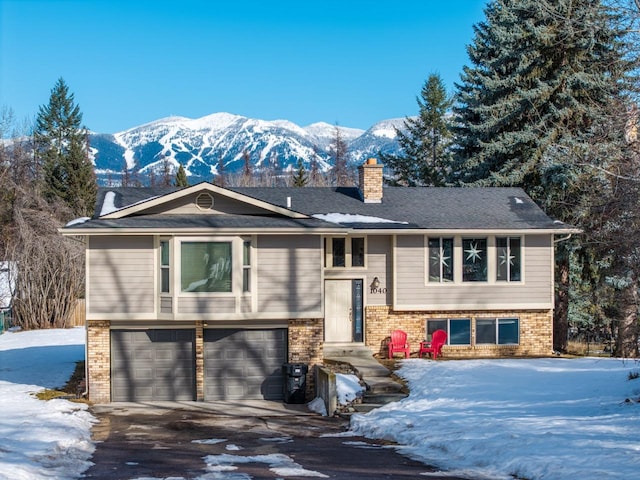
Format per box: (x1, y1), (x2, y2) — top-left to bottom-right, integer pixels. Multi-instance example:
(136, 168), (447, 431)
(324, 235), (368, 270)
(176, 236), (244, 296)
(423, 235), (526, 285)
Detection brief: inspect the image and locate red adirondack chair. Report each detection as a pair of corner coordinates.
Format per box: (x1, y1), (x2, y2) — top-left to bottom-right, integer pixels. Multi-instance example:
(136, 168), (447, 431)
(388, 329), (411, 359)
(419, 329), (447, 359)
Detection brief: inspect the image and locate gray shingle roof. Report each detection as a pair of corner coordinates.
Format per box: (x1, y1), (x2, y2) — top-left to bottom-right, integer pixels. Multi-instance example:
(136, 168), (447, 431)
(231, 186), (567, 230)
(77, 183), (571, 232)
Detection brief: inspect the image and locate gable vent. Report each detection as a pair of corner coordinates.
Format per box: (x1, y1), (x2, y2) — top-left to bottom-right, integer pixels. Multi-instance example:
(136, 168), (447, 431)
(196, 193), (214, 210)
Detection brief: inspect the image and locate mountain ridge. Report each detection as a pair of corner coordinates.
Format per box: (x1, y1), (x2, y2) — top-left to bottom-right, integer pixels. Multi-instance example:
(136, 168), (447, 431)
(89, 112), (406, 184)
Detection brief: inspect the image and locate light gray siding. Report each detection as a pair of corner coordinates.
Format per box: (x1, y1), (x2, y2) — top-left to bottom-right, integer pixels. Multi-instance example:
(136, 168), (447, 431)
(395, 234), (553, 310)
(178, 296), (236, 314)
(366, 235), (393, 305)
(88, 236), (155, 314)
(160, 297), (172, 313)
(257, 235), (322, 314)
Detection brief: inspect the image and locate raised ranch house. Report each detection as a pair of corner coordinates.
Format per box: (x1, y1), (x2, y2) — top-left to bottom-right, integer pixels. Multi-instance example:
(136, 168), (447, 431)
(61, 159), (576, 403)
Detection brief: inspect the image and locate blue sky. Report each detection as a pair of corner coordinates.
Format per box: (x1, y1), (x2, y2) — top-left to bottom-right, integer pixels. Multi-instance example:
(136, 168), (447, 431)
(0, 0), (488, 134)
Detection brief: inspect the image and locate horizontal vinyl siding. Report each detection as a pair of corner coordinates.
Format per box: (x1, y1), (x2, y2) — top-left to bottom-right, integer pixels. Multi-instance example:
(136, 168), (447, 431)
(160, 297), (172, 313)
(395, 235), (426, 305)
(395, 234), (553, 310)
(178, 296), (236, 314)
(367, 236), (393, 305)
(89, 236), (155, 314)
(257, 235), (322, 314)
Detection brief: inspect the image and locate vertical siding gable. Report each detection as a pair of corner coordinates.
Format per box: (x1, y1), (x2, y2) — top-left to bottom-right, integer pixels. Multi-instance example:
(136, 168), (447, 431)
(143, 192), (273, 215)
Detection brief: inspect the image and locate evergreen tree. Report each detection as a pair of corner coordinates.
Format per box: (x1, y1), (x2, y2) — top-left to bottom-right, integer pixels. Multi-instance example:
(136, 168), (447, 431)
(240, 150), (253, 186)
(380, 73), (453, 186)
(330, 125), (350, 186)
(35, 78), (96, 217)
(292, 159), (309, 187)
(451, 0), (637, 352)
(160, 156), (173, 186)
(175, 163), (189, 187)
(451, 0), (631, 192)
(214, 156), (226, 188)
(308, 147), (326, 186)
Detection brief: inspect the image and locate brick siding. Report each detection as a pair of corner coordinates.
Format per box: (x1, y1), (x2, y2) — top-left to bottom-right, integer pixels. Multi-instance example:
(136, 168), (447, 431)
(288, 317), (324, 398)
(86, 320), (111, 403)
(365, 306), (553, 358)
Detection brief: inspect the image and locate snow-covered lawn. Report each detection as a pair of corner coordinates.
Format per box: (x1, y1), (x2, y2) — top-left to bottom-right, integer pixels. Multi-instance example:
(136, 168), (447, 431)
(351, 357), (640, 480)
(0, 328), (95, 480)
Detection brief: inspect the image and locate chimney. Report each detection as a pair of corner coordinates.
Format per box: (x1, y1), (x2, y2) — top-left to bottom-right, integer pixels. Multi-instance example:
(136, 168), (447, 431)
(358, 158), (383, 203)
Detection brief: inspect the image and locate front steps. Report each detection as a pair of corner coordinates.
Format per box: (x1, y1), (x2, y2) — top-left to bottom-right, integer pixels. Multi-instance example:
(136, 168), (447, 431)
(324, 347), (408, 416)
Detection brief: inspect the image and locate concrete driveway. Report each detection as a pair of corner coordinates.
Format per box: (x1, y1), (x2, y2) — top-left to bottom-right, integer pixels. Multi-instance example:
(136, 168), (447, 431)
(83, 400), (468, 479)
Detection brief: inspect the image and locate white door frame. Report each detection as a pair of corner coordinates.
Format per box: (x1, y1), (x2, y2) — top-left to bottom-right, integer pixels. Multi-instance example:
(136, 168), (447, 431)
(324, 279), (364, 343)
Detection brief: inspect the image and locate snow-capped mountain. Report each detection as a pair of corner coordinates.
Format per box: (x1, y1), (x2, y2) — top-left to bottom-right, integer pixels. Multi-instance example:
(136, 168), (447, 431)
(89, 112), (405, 184)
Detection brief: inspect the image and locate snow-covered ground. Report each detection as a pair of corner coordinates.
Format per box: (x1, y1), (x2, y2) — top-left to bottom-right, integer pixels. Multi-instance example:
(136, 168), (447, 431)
(2, 328), (640, 480)
(0, 327), (95, 480)
(351, 357), (640, 480)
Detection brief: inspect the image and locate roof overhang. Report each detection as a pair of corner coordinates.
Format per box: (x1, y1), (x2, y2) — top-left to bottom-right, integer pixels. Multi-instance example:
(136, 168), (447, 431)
(60, 225), (581, 236)
(59, 227), (350, 236)
(100, 182), (309, 220)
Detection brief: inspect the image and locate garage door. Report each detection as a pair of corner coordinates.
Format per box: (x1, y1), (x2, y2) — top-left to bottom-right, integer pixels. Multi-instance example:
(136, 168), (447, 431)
(204, 328), (287, 401)
(111, 329), (195, 402)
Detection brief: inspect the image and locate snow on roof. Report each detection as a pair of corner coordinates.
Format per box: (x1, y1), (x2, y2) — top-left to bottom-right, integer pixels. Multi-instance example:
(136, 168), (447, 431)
(99, 191), (117, 216)
(99, 191), (161, 217)
(65, 217), (91, 227)
(313, 213), (408, 225)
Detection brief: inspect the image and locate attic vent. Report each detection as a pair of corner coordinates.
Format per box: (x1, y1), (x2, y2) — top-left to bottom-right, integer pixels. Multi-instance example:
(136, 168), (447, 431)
(196, 193), (214, 210)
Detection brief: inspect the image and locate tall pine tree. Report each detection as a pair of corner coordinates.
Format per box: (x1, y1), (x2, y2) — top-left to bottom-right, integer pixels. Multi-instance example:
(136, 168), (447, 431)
(35, 78), (96, 218)
(380, 73), (453, 186)
(451, 0), (637, 352)
(330, 125), (351, 187)
(175, 163), (189, 187)
(451, 0), (630, 193)
(292, 159), (309, 187)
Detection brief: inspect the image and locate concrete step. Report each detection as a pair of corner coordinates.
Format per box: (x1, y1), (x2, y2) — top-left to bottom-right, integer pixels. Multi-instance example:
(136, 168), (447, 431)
(365, 378), (404, 394)
(324, 345), (375, 358)
(351, 403), (382, 413)
(325, 357), (392, 379)
(339, 393), (408, 417)
(363, 393), (408, 404)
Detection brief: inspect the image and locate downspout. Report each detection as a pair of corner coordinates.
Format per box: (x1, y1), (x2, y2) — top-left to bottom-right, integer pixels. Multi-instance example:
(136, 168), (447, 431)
(82, 323), (89, 398)
(553, 233), (573, 244)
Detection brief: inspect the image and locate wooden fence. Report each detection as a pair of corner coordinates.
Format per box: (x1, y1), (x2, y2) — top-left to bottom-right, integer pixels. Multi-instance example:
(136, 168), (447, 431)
(67, 299), (86, 327)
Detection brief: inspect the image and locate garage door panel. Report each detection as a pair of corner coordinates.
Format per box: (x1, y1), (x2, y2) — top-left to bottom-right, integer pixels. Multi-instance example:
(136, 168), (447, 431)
(204, 328), (287, 401)
(111, 329), (196, 402)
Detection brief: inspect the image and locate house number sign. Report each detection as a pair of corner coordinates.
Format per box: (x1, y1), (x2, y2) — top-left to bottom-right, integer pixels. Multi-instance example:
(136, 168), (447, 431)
(369, 276), (387, 294)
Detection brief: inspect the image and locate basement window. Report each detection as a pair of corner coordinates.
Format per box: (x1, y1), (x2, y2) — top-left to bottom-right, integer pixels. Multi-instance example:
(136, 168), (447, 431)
(476, 318), (520, 345)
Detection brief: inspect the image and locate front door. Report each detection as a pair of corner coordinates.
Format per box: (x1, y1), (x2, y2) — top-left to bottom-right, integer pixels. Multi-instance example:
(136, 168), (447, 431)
(325, 279), (364, 343)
